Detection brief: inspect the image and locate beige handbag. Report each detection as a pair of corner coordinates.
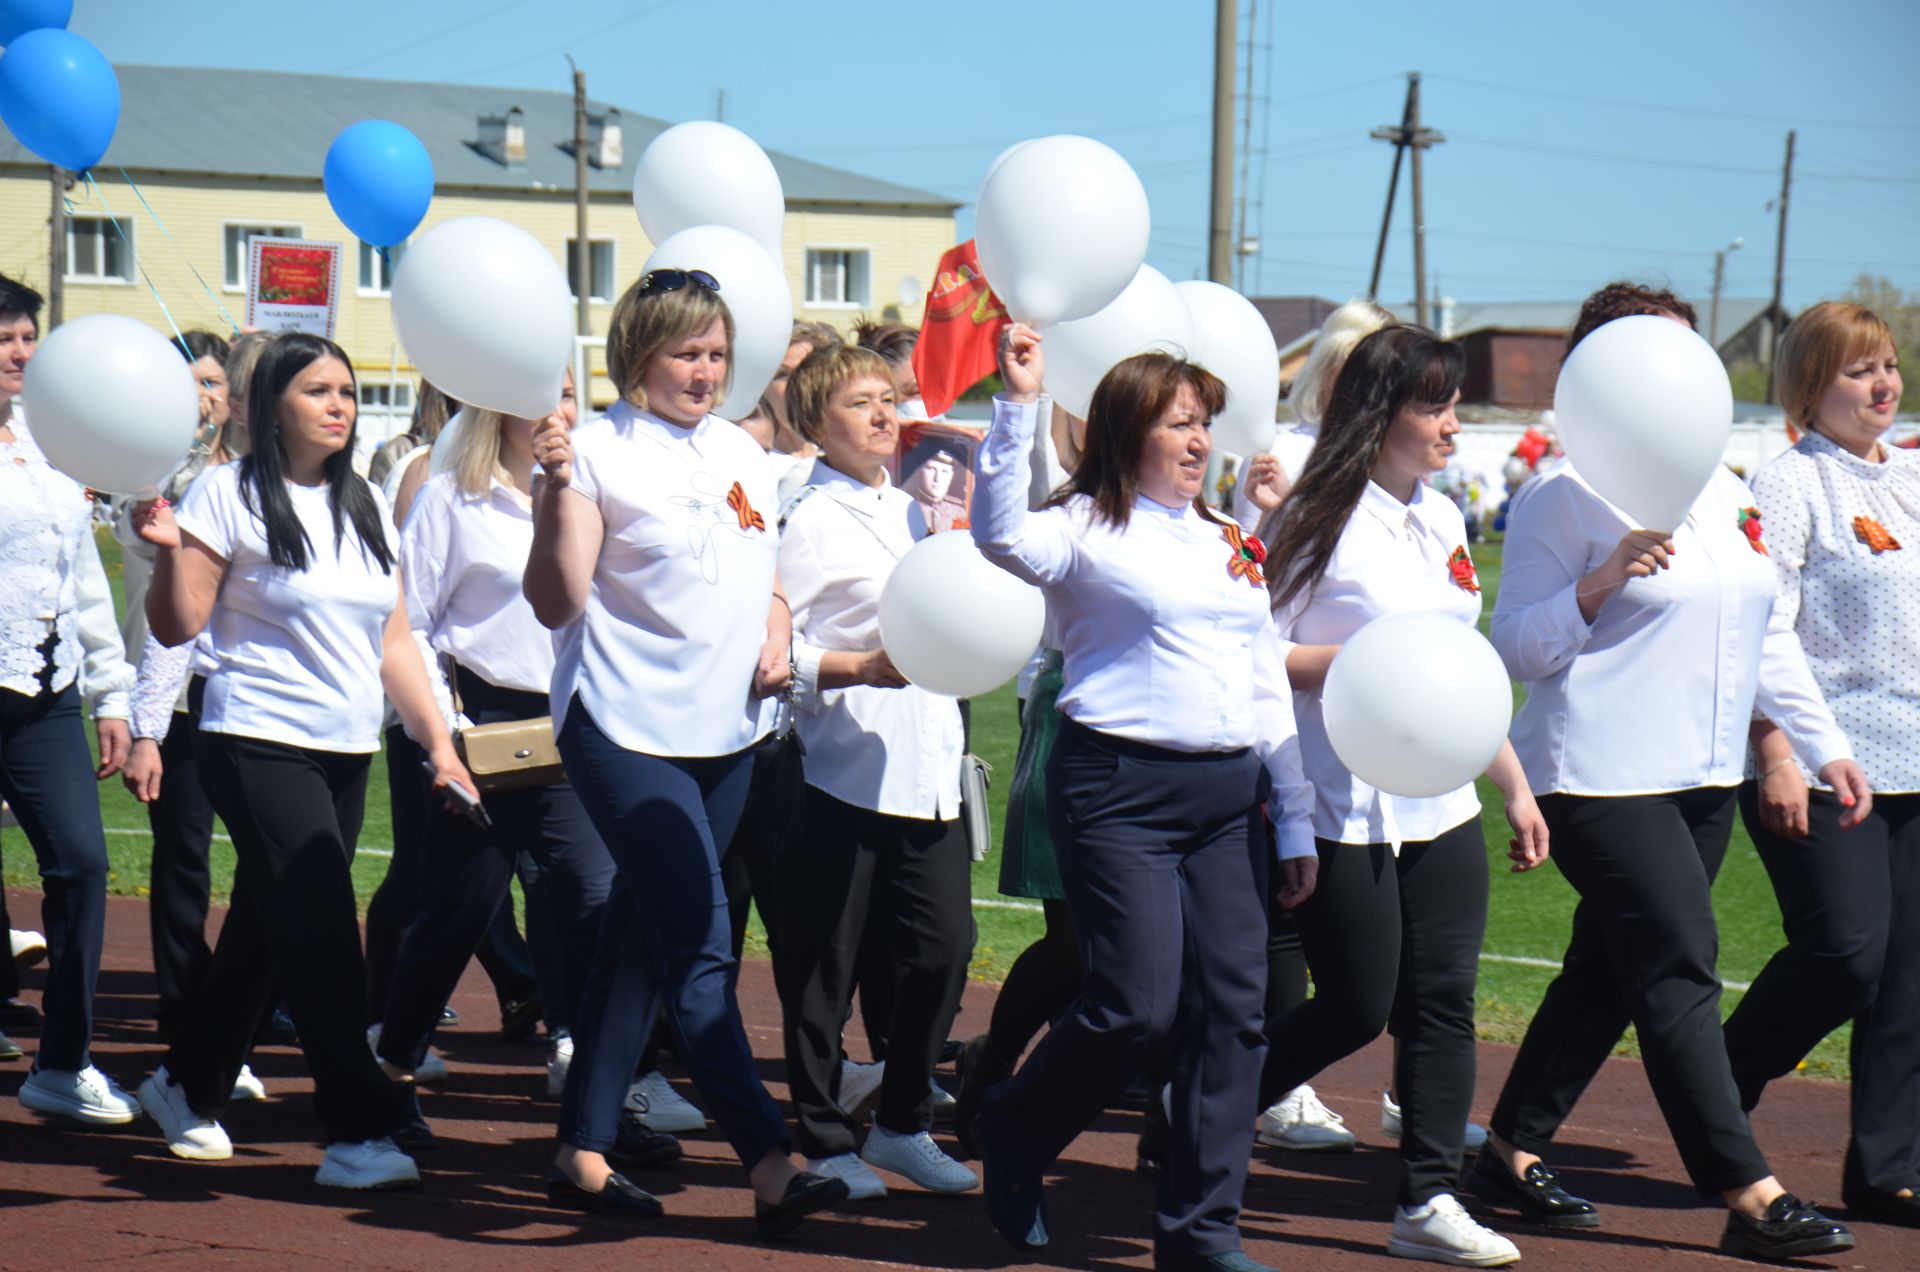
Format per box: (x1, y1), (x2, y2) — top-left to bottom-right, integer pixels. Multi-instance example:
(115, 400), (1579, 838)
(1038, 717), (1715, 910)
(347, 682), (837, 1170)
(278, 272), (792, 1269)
(447, 661), (566, 793)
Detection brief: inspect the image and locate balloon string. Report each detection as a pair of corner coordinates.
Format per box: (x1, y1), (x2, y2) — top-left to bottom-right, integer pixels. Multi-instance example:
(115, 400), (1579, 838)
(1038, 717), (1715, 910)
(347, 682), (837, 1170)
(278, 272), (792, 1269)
(114, 166), (244, 338)
(81, 172), (189, 353)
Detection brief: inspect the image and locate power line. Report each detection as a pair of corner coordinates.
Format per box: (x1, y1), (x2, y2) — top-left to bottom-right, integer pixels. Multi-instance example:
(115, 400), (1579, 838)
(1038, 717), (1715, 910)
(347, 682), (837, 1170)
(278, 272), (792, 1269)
(439, 0), (683, 82)
(329, 0), (536, 74)
(1429, 73), (1920, 135)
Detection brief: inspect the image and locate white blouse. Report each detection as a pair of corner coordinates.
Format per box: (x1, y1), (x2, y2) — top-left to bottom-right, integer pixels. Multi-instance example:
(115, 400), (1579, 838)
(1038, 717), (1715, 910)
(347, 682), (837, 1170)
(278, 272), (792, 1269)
(780, 462), (964, 820)
(1492, 461), (1850, 796)
(973, 396), (1316, 860)
(548, 401), (779, 758)
(0, 412), (133, 718)
(1273, 480), (1484, 847)
(176, 463), (398, 754)
(1750, 432), (1920, 793)
(403, 473), (552, 697)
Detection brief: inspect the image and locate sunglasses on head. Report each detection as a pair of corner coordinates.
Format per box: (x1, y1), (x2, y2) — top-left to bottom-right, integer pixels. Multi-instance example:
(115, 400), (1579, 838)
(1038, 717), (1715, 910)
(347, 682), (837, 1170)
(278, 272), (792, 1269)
(638, 268), (720, 298)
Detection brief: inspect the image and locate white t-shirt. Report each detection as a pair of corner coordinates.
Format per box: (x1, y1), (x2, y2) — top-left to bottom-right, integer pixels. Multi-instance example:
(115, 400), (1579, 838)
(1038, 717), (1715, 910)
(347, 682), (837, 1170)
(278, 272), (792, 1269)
(549, 401), (779, 758)
(176, 462), (398, 753)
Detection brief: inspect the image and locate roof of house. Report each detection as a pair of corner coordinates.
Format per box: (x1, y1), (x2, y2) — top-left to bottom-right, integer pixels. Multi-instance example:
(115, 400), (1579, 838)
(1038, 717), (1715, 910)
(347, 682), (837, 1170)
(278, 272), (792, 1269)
(1429, 297), (1775, 340)
(0, 64), (959, 209)
(1250, 296), (1341, 351)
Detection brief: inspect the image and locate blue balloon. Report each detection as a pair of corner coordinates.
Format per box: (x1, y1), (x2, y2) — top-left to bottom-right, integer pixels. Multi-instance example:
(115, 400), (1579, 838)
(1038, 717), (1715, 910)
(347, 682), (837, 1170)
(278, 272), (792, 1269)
(324, 120), (434, 247)
(0, 0), (73, 46)
(0, 27), (117, 171)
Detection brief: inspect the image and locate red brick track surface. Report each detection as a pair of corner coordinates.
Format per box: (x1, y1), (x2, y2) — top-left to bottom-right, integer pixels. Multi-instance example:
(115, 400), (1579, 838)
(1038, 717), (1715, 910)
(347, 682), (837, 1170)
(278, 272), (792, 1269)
(0, 889), (1906, 1271)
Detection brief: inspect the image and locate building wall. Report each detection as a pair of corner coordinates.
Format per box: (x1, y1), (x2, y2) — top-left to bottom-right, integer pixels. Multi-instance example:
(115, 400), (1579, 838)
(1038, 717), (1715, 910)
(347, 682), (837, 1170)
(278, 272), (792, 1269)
(0, 167), (955, 414)
(1462, 330), (1562, 409)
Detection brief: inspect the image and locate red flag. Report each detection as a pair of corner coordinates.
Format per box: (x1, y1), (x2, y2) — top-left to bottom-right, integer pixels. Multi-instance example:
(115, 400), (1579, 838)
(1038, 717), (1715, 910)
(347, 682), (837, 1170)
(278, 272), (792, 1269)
(912, 240), (1010, 418)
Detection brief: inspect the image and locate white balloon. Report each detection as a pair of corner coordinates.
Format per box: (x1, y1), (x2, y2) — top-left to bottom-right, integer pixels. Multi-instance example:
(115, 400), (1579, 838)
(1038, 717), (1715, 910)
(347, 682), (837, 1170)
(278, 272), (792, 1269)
(1175, 280), (1279, 457)
(975, 138), (1036, 208)
(392, 217), (573, 420)
(1553, 314), (1733, 531)
(21, 314), (198, 496)
(974, 135), (1149, 327)
(642, 225), (794, 422)
(878, 531), (1046, 699)
(1042, 266), (1193, 419)
(632, 121), (785, 258)
(1322, 611), (1513, 799)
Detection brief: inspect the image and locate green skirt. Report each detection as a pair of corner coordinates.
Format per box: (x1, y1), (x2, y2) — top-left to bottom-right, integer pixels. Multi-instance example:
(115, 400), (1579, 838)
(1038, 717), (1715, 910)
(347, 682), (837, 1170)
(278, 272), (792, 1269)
(998, 650), (1066, 901)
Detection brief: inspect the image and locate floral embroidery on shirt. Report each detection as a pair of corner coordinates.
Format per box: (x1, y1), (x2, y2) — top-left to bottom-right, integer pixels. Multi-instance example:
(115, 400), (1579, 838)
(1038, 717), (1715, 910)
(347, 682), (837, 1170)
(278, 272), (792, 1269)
(727, 482), (766, 533)
(1854, 515), (1902, 554)
(1222, 522), (1265, 586)
(1737, 507), (1768, 555)
(1447, 545), (1480, 594)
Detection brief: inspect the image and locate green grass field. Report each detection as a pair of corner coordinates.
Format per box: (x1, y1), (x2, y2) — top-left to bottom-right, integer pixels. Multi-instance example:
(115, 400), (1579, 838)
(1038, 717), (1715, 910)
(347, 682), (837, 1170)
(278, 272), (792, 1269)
(2, 528), (1846, 1081)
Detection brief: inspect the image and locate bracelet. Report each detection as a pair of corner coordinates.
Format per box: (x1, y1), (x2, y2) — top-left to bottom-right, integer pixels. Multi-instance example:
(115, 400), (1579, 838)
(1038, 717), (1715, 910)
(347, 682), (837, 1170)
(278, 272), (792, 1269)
(1761, 757), (1797, 779)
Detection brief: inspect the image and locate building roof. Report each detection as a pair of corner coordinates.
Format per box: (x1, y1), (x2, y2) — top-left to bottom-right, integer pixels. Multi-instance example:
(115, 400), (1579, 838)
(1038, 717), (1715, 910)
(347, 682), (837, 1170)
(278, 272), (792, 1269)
(0, 64), (959, 209)
(1377, 296), (1778, 351)
(1250, 296), (1340, 351)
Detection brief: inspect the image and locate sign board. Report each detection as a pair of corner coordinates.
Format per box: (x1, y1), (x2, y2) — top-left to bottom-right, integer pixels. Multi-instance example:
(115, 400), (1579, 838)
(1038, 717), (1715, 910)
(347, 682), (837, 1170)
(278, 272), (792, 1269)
(245, 238), (343, 338)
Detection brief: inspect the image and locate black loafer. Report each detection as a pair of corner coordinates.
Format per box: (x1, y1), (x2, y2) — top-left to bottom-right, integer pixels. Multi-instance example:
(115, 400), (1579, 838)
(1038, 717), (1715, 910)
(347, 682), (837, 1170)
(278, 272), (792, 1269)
(391, 1090), (437, 1153)
(498, 995), (541, 1042)
(546, 1168), (664, 1217)
(952, 1034), (1013, 1162)
(257, 1007), (297, 1046)
(753, 1170), (849, 1240)
(1722, 1194), (1853, 1260)
(1137, 1088), (1169, 1175)
(1467, 1150), (1600, 1228)
(1843, 1184), (1920, 1228)
(608, 1112), (683, 1170)
(440, 1006), (461, 1028)
(0, 1029), (21, 1061)
(979, 1122), (1049, 1251)
(0, 997), (41, 1028)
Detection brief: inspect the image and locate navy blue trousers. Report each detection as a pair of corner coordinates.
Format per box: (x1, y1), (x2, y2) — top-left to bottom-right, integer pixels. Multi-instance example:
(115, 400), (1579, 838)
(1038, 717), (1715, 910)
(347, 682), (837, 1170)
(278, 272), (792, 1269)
(980, 717), (1271, 1265)
(0, 680), (109, 1072)
(555, 700), (790, 1169)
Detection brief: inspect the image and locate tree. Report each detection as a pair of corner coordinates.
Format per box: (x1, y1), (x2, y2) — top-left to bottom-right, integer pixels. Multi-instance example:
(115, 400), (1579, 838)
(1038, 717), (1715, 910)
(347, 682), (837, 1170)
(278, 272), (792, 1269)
(1842, 275), (1919, 412)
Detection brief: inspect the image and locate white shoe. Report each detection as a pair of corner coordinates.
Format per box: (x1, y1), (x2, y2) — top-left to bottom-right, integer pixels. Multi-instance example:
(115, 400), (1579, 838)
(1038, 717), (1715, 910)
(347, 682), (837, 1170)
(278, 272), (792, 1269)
(546, 1034), (573, 1099)
(860, 1122), (979, 1193)
(230, 1063), (267, 1102)
(626, 1070), (705, 1133)
(139, 1068), (232, 1160)
(839, 1058), (885, 1113)
(366, 1024), (449, 1085)
(9, 928), (47, 969)
(314, 1136), (420, 1190)
(807, 1150), (888, 1200)
(1389, 1193), (1520, 1266)
(1257, 1084), (1356, 1151)
(19, 1064), (138, 1125)
(1382, 1091), (1488, 1151)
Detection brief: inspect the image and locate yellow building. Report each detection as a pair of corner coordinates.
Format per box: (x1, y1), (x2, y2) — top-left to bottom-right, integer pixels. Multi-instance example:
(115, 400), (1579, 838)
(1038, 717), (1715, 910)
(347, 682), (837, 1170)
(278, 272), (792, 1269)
(0, 65), (959, 424)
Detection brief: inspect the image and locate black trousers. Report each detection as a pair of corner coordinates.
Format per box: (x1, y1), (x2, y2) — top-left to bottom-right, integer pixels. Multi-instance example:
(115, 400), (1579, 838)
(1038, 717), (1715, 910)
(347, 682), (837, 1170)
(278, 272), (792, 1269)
(1726, 786), (1920, 1195)
(147, 685), (217, 1035)
(166, 730), (411, 1143)
(0, 680), (109, 1072)
(1489, 787), (1770, 1196)
(778, 785), (974, 1158)
(979, 718), (1271, 1265)
(986, 899), (1082, 1061)
(375, 673), (615, 1070)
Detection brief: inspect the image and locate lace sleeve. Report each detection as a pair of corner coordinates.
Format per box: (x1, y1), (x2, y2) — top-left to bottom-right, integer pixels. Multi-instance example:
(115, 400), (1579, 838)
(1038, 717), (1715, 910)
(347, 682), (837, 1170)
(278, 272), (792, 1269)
(130, 632), (194, 742)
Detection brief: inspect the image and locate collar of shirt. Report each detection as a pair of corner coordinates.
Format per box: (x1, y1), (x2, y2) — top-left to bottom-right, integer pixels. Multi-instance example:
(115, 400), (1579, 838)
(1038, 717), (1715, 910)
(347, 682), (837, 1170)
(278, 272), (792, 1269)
(1355, 477), (1436, 538)
(1801, 428), (1904, 483)
(614, 399), (716, 458)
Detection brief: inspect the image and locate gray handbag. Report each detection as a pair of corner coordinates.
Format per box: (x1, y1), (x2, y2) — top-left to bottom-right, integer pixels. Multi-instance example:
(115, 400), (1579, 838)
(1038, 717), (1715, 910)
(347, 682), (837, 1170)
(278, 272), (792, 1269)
(960, 753), (994, 862)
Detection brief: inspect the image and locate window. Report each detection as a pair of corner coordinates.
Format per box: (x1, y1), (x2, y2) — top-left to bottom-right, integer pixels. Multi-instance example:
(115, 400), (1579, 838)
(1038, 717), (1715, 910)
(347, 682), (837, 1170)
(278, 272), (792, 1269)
(359, 382), (415, 411)
(805, 248), (871, 308)
(565, 239), (616, 304)
(66, 216), (134, 283)
(224, 224), (302, 289)
(358, 240), (406, 294)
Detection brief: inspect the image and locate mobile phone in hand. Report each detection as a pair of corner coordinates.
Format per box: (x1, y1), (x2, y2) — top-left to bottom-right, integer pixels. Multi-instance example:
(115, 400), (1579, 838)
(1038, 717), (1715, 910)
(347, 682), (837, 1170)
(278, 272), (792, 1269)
(422, 760), (492, 829)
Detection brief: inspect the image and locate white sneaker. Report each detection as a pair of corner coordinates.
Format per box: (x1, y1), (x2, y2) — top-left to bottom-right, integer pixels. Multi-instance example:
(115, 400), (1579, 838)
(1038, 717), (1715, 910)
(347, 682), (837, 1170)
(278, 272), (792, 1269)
(230, 1063), (267, 1102)
(1382, 1091), (1489, 1151)
(546, 1034), (573, 1099)
(19, 1064), (138, 1125)
(807, 1150), (888, 1200)
(314, 1136), (420, 1189)
(1389, 1193), (1520, 1266)
(366, 1024), (449, 1085)
(1257, 1084), (1356, 1151)
(860, 1122), (979, 1193)
(138, 1068), (232, 1160)
(626, 1070), (705, 1133)
(9, 928), (47, 969)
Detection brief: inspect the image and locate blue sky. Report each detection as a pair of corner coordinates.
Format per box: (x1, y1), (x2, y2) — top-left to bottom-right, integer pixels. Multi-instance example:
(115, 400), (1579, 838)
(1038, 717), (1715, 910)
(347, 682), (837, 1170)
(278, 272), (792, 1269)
(69, 0), (1920, 312)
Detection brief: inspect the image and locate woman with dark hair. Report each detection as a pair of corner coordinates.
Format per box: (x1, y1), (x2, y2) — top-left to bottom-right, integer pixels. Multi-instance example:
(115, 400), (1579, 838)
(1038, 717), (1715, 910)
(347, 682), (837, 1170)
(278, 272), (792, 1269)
(133, 332), (475, 1188)
(968, 324), (1315, 1271)
(1471, 283), (1867, 1260)
(1260, 325), (1546, 1266)
(525, 270), (846, 1232)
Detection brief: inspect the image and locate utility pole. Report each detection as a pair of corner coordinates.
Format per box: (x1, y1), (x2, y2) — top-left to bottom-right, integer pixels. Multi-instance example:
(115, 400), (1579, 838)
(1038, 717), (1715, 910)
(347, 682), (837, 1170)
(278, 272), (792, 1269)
(48, 165), (67, 328)
(1232, 0), (1257, 292)
(570, 60), (591, 337)
(1709, 237), (1741, 349)
(1208, 0), (1235, 284)
(1764, 129), (1795, 402)
(1369, 73), (1442, 321)
(715, 89), (725, 124)
(1367, 82), (1413, 300)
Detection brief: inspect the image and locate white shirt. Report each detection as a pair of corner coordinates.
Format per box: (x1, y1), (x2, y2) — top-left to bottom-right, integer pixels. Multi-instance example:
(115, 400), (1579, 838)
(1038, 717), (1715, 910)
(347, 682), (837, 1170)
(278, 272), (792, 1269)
(780, 462), (964, 820)
(0, 411), (133, 717)
(1751, 432), (1920, 793)
(1273, 480), (1484, 847)
(402, 472), (552, 697)
(1492, 461), (1850, 796)
(973, 396), (1316, 860)
(549, 401), (779, 758)
(176, 462), (398, 753)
